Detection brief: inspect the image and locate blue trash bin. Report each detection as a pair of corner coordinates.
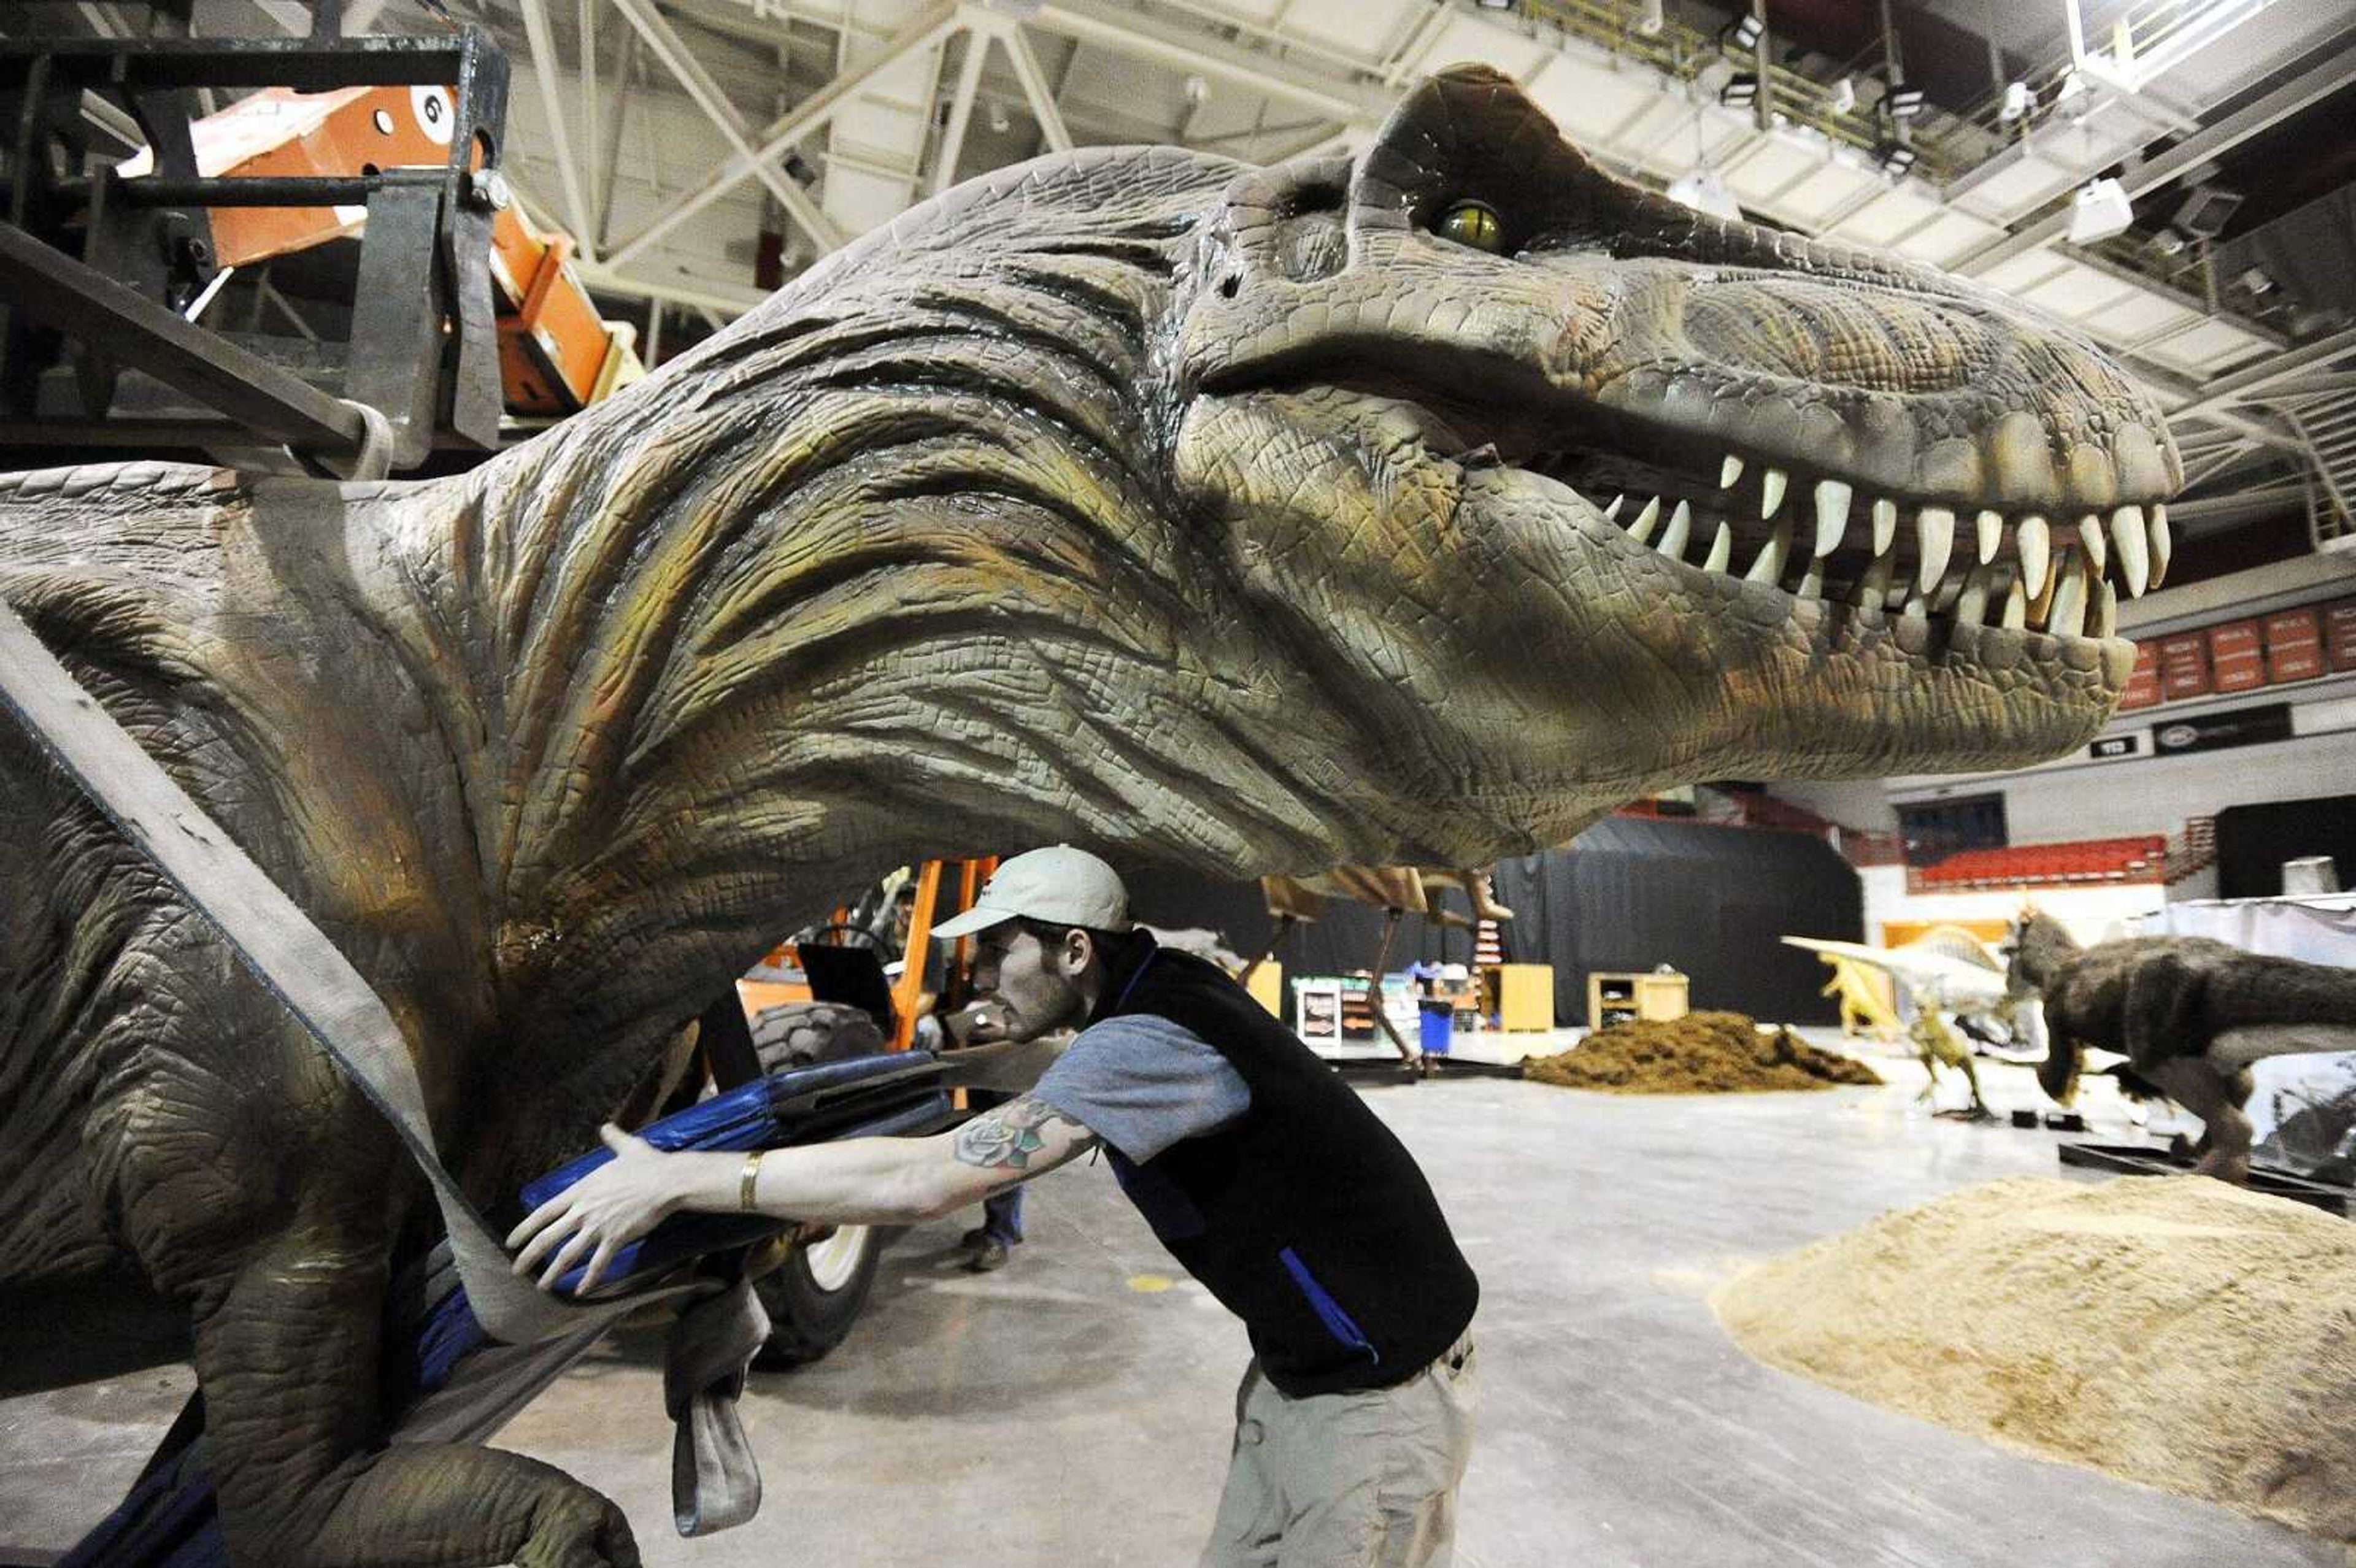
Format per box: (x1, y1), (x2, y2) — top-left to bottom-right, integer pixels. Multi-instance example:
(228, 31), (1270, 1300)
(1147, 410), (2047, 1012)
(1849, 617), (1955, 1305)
(1418, 999), (1453, 1055)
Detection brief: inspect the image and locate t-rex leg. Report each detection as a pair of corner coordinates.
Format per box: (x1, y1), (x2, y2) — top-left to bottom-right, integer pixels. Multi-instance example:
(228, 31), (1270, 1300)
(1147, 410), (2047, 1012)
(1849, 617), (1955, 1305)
(1955, 1049), (1991, 1120)
(191, 1226), (640, 1567)
(2150, 1057), (2252, 1186)
(93, 991), (641, 1568)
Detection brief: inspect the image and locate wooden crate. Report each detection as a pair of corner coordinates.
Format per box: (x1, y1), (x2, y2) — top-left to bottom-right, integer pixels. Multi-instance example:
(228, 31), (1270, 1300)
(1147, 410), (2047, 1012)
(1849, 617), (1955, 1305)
(1482, 964), (1555, 1031)
(1586, 970), (1689, 1029)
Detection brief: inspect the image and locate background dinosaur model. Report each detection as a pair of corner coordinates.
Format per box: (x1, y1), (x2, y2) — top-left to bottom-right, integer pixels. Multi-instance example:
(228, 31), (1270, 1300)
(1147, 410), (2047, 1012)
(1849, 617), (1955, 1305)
(1, 65), (2174, 1567)
(2015, 910), (2356, 1182)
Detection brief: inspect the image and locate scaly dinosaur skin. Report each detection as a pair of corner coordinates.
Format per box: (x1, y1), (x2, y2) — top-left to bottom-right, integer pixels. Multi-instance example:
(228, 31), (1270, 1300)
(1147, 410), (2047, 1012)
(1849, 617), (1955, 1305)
(2016, 911), (2356, 1182)
(1, 68), (2174, 1566)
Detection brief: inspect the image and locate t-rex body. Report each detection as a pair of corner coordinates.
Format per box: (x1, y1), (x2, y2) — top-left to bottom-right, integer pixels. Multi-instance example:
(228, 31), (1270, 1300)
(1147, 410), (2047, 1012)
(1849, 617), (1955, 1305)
(1, 67), (2174, 1567)
(2015, 910), (2356, 1182)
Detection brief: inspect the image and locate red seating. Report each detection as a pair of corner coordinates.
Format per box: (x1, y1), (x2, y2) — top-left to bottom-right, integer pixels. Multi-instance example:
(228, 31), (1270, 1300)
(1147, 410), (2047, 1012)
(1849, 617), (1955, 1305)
(1912, 836), (2165, 890)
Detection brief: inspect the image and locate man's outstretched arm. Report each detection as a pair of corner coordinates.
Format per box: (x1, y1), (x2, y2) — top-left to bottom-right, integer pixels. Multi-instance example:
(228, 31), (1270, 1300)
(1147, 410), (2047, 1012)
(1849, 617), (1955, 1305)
(508, 1096), (1100, 1291)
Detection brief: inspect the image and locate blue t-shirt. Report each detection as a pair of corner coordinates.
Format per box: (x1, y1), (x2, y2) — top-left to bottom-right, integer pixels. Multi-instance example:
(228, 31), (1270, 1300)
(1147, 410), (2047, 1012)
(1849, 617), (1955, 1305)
(1029, 1013), (1251, 1163)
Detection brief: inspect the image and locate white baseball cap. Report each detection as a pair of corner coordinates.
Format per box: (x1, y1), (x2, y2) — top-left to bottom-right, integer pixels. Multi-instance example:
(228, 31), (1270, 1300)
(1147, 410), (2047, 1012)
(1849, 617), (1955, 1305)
(931, 845), (1131, 939)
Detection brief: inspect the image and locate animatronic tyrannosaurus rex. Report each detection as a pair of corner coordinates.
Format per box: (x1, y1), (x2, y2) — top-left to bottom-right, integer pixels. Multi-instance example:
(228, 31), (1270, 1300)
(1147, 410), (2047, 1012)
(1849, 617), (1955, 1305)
(1, 66), (2174, 1567)
(2015, 910), (2356, 1183)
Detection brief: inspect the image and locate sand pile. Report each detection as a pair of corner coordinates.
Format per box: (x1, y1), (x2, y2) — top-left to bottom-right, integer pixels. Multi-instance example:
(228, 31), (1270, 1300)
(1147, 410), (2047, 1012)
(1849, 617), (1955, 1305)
(1523, 1010), (1882, 1093)
(1714, 1176), (2356, 1553)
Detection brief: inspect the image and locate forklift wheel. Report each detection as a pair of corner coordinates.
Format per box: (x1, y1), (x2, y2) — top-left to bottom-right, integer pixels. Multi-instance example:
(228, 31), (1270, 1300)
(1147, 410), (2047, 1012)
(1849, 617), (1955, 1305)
(753, 1223), (896, 1369)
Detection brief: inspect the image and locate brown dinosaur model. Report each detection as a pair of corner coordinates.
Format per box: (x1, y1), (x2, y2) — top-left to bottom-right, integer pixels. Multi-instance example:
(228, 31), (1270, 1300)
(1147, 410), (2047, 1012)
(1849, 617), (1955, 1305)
(1, 66), (2172, 1567)
(2015, 910), (2356, 1182)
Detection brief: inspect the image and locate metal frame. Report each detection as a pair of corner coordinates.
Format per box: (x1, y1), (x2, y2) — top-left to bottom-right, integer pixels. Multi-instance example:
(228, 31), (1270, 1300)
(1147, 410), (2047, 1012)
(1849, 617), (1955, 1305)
(0, 21), (513, 467)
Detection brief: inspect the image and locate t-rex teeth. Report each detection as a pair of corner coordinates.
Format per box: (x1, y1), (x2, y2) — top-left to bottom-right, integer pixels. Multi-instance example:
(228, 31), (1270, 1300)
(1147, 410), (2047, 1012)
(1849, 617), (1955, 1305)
(2111, 505), (2148, 597)
(1871, 496), (1898, 556)
(1604, 493), (1625, 520)
(2049, 560), (2088, 638)
(2077, 513), (2106, 574)
(2149, 504), (2171, 588)
(1855, 553), (1895, 609)
(2017, 515), (2050, 598)
(1760, 466), (1787, 519)
(1796, 560), (1823, 599)
(1702, 520), (1733, 574)
(1659, 499), (1693, 560)
(1744, 517), (1792, 585)
(1955, 564), (1995, 627)
(1813, 479), (1850, 557)
(2096, 577), (2119, 638)
(1720, 454), (1744, 489)
(1916, 507), (1955, 594)
(2001, 578), (2027, 629)
(1976, 509), (2002, 564)
(1903, 593), (1929, 620)
(1628, 496), (1662, 544)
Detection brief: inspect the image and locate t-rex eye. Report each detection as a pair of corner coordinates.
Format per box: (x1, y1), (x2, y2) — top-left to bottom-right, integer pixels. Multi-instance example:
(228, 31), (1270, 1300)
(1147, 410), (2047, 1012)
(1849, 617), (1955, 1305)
(1434, 200), (1505, 252)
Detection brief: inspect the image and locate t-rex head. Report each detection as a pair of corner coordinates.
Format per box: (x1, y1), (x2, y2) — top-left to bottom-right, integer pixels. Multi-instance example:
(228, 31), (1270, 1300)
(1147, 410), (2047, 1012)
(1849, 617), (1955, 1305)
(1163, 65), (2168, 854)
(445, 65), (2175, 1012)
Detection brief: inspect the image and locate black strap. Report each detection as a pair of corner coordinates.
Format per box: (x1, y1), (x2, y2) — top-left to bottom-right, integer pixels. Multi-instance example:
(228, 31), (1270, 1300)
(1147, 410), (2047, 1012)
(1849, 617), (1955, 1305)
(698, 992), (764, 1092)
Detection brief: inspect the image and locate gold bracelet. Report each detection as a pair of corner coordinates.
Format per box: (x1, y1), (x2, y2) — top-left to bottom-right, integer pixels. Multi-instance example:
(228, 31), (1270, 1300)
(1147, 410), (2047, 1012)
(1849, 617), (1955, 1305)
(739, 1149), (765, 1212)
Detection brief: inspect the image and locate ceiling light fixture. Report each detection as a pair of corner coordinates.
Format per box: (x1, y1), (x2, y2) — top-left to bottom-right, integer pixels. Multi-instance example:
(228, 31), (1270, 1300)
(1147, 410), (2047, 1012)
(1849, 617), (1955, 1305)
(1875, 139), (1917, 177)
(2000, 81), (2032, 121)
(1667, 167), (1744, 222)
(2171, 184), (2243, 240)
(1719, 73), (1759, 109)
(2066, 177), (2135, 245)
(1885, 85), (1925, 120)
(1722, 15), (1764, 51)
(1828, 76), (1856, 114)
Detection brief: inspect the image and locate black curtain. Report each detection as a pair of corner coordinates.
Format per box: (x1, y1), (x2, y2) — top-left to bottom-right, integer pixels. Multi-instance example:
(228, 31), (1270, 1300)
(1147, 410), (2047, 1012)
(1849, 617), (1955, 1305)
(2217, 794), (2356, 898)
(1123, 817), (1863, 1026)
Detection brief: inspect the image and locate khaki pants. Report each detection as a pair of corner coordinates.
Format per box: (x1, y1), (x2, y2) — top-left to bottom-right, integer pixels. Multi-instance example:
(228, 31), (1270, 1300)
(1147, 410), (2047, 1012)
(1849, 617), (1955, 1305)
(1199, 1334), (1477, 1568)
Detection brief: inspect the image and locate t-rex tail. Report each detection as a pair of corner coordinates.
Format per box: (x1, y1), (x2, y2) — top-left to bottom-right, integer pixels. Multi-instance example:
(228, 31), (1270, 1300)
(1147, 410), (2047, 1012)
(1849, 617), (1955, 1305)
(2206, 952), (2356, 1036)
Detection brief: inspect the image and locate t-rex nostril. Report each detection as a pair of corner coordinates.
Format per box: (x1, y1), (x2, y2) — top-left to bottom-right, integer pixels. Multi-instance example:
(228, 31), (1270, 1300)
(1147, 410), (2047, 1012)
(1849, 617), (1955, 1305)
(1219, 273), (1242, 299)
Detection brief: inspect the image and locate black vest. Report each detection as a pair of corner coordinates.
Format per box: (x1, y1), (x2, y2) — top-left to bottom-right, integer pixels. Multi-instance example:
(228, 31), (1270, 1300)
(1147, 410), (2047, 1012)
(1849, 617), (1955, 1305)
(1091, 934), (1479, 1396)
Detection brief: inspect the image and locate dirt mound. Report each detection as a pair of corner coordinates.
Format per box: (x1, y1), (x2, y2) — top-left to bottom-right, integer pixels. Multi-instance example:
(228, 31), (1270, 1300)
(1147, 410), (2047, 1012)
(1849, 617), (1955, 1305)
(1523, 1010), (1882, 1094)
(1714, 1176), (2356, 1555)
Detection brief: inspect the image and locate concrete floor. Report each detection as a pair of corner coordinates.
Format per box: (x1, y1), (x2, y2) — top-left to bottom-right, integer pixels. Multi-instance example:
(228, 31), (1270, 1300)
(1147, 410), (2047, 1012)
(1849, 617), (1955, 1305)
(1, 1043), (2343, 1567)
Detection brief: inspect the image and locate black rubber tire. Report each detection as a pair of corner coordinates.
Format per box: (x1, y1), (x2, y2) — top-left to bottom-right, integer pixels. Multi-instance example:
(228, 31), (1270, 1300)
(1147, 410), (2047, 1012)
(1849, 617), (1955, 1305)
(753, 1224), (895, 1369)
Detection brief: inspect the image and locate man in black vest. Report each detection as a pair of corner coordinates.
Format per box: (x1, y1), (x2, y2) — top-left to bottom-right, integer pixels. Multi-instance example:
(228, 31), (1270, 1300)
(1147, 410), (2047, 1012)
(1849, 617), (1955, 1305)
(512, 844), (1481, 1566)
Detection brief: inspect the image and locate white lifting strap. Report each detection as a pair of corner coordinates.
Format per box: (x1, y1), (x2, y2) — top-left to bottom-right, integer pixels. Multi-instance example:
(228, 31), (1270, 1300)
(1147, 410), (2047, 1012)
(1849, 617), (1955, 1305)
(0, 595), (763, 1525)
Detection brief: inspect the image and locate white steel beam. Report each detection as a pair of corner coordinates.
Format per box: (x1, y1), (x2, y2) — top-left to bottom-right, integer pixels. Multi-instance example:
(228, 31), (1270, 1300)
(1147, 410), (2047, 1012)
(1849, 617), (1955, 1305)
(990, 19), (1073, 155)
(595, 25), (641, 247)
(576, 259), (765, 315)
(517, 0), (600, 259)
(578, 0), (600, 199)
(1023, 0), (1390, 126)
(608, 0), (848, 262)
(605, 0), (962, 272)
(930, 26), (989, 198)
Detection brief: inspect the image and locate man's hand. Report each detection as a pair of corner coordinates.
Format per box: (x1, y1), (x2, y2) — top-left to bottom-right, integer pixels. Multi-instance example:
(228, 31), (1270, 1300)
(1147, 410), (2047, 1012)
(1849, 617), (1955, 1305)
(507, 1123), (685, 1294)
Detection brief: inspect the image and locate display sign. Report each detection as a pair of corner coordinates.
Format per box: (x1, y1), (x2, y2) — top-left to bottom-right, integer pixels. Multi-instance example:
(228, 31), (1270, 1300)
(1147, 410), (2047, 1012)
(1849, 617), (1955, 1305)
(2266, 607), (2325, 685)
(2119, 641), (2163, 710)
(2208, 618), (2265, 693)
(2087, 732), (2147, 761)
(2158, 631), (2212, 700)
(2150, 703), (2293, 756)
(2327, 598), (2356, 672)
